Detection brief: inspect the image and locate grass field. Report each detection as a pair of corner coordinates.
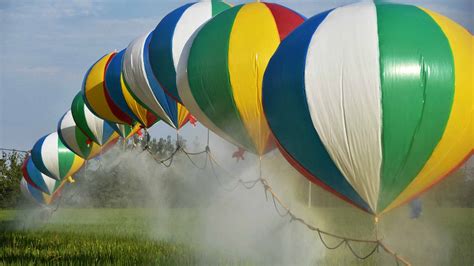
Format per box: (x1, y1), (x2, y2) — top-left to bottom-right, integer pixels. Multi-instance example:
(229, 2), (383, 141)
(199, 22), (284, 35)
(0, 207), (472, 265)
(0, 208), (249, 265)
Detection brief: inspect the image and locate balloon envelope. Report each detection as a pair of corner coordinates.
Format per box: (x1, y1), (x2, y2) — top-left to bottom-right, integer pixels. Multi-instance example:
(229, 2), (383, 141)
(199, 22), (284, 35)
(177, 2), (305, 155)
(148, 1), (231, 103)
(71, 92), (117, 146)
(262, 2), (473, 214)
(31, 132), (84, 181)
(20, 177), (64, 205)
(121, 75), (159, 128)
(122, 32), (190, 130)
(22, 157), (66, 195)
(110, 122), (141, 139)
(82, 52), (134, 124)
(58, 110), (102, 159)
(103, 49), (159, 128)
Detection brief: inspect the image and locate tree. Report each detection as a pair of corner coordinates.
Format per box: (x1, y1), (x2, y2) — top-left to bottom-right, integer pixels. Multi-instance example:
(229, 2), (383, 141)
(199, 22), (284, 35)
(0, 152), (26, 208)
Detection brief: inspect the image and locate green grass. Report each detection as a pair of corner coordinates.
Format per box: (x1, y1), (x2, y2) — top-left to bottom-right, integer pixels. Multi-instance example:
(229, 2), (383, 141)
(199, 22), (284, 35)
(0, 208), (472, 265)
(0, 230), (196, 265)
(0, 208), (251, 265)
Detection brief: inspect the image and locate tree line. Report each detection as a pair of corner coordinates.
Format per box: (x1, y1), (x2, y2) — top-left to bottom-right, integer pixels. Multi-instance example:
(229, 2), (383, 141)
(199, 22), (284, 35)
(1, 136), (473, 209)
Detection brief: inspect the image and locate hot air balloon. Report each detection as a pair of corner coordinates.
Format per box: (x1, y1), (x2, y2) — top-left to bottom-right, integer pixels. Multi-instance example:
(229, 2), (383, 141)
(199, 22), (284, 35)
(31, 132), (84, 181)
(148, 1), (231, 103)
(20, 177), (44, 204)
(104, 49), (159, 128)
(122, 77), (159, 128)
(22, 157), (67, 195)
(71, 92), (118, 146)
(177, 2), (305, 155)
(122, 32), (190, 130)
(20, 177), (64, 205)
(262, 2), (473, 214)
(82, 52), (134, 125)
(58, 110), (102, 159)
(110, 122), (141, 139)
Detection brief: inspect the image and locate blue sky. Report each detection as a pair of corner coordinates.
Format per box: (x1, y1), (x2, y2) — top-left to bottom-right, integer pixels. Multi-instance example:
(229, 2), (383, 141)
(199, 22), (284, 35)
(0, 0), (472, 150)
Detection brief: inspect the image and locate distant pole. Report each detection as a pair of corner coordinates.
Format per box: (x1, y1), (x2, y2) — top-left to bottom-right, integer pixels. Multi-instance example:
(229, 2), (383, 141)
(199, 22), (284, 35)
(308, 180), (312, 208)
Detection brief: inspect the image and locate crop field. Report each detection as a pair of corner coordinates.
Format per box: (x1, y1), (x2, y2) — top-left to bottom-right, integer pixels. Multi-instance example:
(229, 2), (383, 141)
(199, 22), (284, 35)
(0, 208), (246, 265)
(0, 207), (472, 265)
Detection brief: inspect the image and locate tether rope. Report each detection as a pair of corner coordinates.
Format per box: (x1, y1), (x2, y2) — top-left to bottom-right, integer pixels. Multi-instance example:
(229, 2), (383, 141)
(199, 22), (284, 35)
(10, 128), (411, 265)
(127, 129), (411, 265)
(182, 149), (208, 170)
(140, 130), (411, 265)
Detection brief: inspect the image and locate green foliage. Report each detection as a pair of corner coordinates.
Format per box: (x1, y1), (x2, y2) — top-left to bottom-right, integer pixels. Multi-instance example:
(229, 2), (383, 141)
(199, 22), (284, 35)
(0, 209), (251, 265)
(0, 152), (26, 208)
(0, 230), (198, 265)
(129, 135), (186, 157)
(0, 208), (472, 265)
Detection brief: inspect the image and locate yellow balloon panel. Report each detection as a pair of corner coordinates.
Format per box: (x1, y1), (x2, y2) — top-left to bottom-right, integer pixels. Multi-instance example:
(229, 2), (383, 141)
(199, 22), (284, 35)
(121, 74), (157, 128)
(228, 3), (280, 155)
(83, 52), (124, 123)
(177, 103), (190, 129)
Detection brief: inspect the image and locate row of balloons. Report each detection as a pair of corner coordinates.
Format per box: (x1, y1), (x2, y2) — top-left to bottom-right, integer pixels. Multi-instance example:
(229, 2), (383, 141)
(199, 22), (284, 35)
(22, 1), (472, 216)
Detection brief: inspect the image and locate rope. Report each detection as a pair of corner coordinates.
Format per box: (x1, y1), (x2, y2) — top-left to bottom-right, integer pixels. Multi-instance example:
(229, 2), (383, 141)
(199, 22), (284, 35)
(262, 177), (403, 263)
(143, 128), (211, 169)
(345, 240), (380, 260)
(146, 145), (181, 168)
(180, 129), (210, 169)
(317, 230), (346, 250)
(208, 154), (242, 192)
(207, 151), (241, 180)
(136, 130), (411, 265)
(208, 152), (261, 190)
(270, 190), (291, 217)
(182, 149), (208, 170)
(203, 149), (410, 265)
(181, 149), (208, 156)
(14, 126), (411, 265)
